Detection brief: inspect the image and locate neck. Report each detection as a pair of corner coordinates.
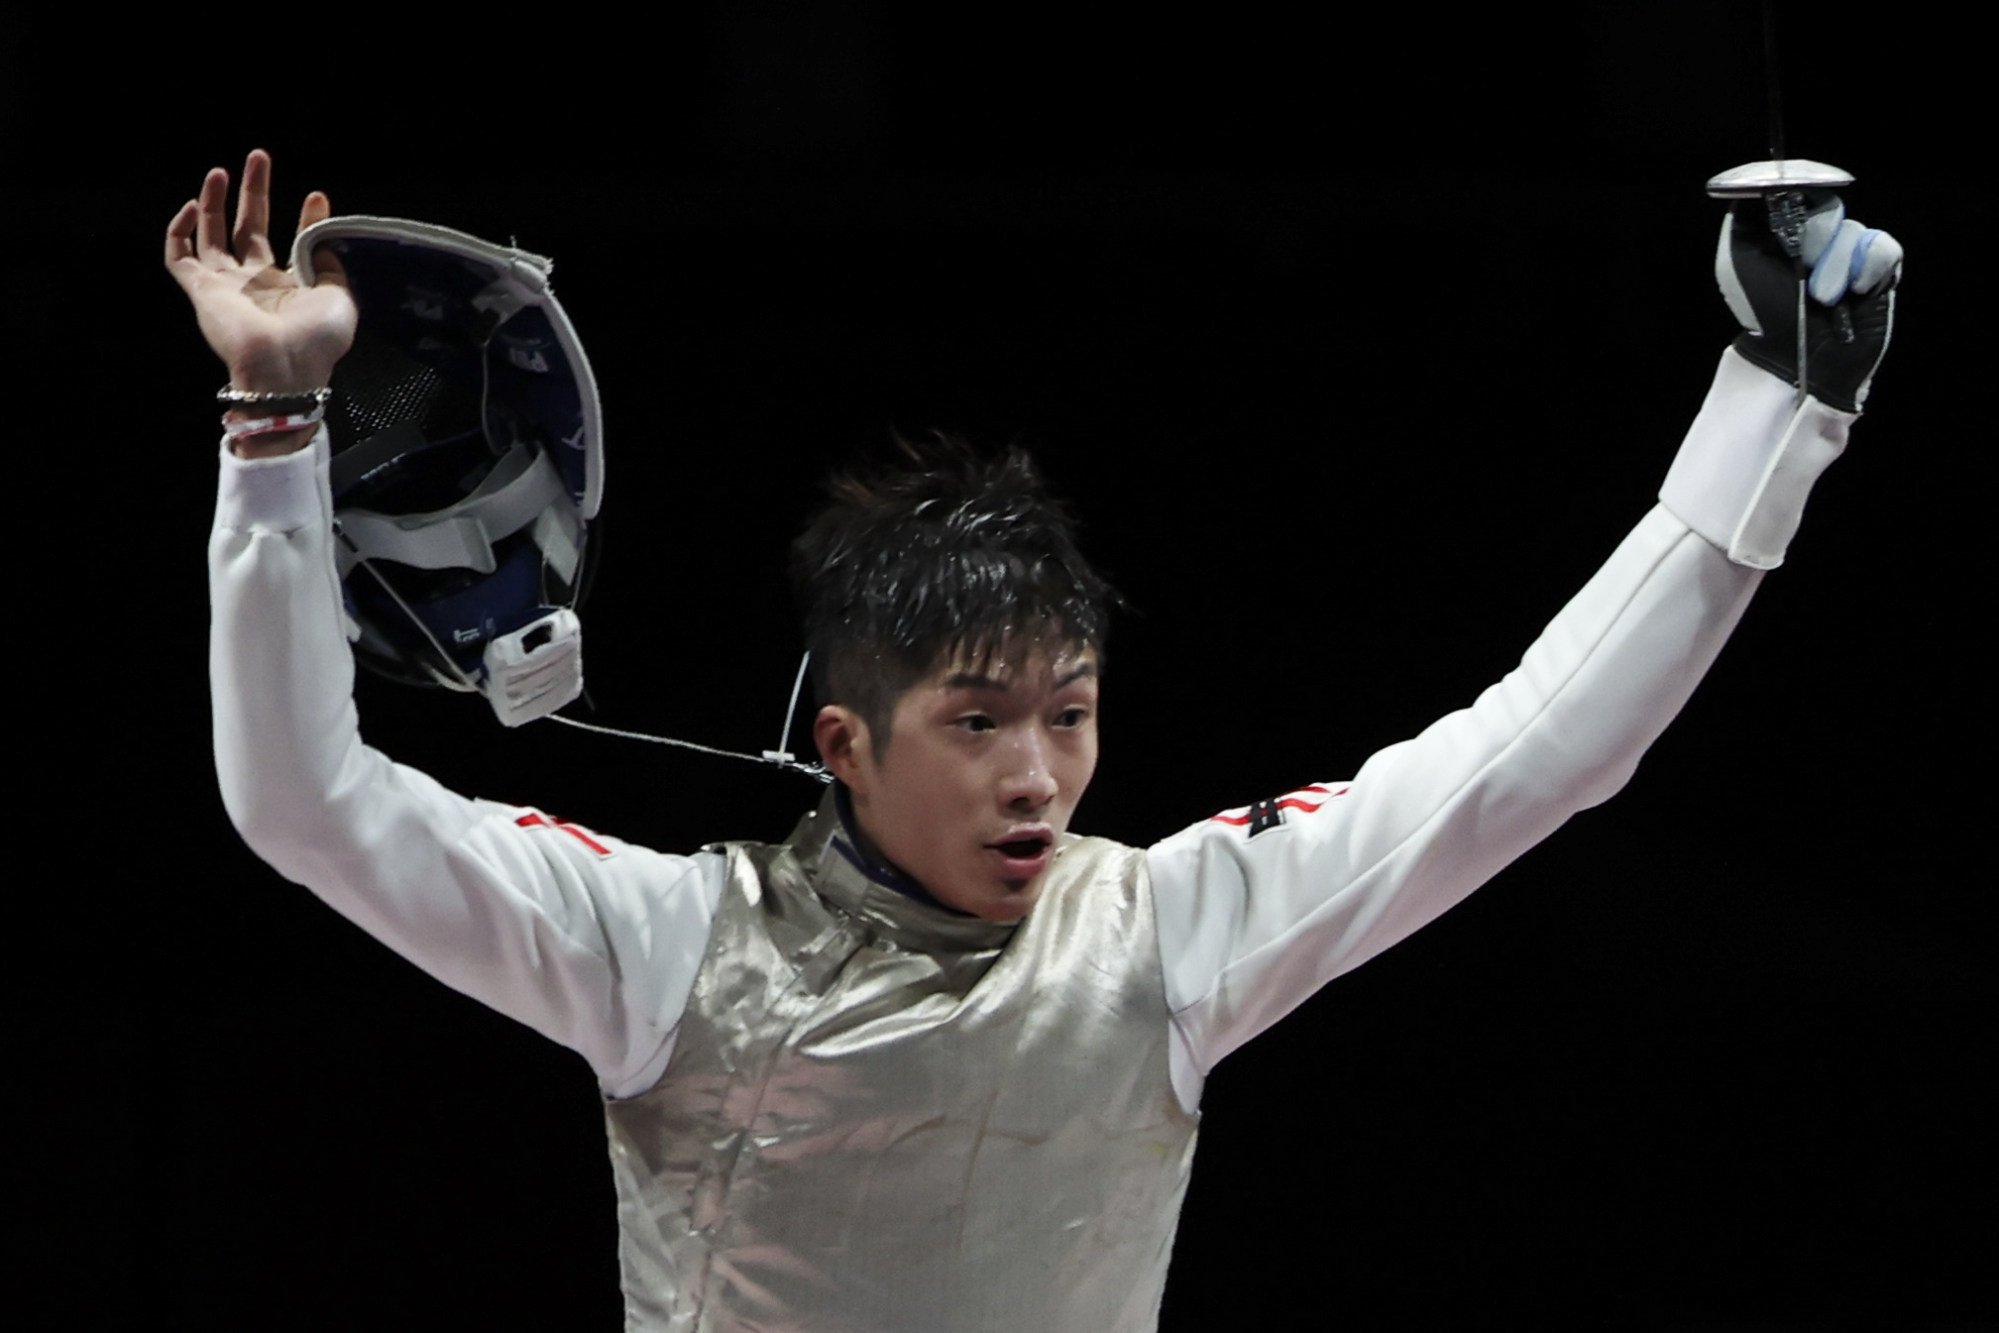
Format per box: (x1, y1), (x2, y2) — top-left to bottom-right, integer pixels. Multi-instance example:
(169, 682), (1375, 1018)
(831, 784), (969, 916)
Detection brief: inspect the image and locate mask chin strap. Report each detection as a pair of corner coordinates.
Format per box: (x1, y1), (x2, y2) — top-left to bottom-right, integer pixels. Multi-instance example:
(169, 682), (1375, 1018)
(340, 536), (486, 695)
(332, 439), (581, 584)
(545, 651), (831, 784)
(334, 440), (587, 726)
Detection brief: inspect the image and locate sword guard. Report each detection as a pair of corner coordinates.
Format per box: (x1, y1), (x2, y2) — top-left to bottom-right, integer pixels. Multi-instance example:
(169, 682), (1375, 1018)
(1705, 159), (1854, 199)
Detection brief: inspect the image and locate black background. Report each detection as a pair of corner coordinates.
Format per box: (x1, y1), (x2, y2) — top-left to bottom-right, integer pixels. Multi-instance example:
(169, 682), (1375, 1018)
(11, 4), (1988, 1328)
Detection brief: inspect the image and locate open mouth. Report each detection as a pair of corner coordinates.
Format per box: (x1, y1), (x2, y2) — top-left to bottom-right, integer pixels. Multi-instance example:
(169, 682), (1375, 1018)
(987, 831), (1054, 881)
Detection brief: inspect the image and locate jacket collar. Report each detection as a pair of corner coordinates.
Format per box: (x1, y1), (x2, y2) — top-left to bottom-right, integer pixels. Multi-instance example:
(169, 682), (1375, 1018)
(784, 785), (1020, 952)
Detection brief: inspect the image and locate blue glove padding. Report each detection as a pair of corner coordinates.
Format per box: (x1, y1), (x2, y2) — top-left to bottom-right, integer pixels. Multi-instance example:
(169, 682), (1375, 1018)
(1716, 192), (1903, 412)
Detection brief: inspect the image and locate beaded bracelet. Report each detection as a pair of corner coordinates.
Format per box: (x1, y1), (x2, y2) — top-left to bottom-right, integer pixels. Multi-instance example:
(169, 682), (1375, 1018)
(217, 385), (333, 416)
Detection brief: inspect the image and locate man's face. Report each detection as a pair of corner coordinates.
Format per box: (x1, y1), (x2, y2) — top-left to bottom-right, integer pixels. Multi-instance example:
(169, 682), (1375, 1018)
(821, 640), (1101, 922)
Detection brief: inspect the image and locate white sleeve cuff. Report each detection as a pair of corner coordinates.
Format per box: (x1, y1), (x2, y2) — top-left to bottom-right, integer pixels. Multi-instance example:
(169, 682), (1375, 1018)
(212, 426), (331, 534)
(1659, 347), (1855, 570)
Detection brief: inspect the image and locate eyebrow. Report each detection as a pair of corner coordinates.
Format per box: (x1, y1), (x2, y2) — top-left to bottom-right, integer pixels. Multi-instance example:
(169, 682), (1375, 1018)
(940, 661), (1100, 692)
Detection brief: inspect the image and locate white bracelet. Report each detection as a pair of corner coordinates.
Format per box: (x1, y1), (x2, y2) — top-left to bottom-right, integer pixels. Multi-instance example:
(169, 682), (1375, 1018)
(221, 406), (326, 441)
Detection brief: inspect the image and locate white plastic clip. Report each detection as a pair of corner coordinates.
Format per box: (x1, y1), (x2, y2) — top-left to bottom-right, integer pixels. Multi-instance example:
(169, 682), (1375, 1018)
(483, 609), (584, 727)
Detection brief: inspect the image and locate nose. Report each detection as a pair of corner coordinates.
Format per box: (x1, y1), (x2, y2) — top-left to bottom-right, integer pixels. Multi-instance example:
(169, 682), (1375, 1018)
(1001, 729), (1058, 811)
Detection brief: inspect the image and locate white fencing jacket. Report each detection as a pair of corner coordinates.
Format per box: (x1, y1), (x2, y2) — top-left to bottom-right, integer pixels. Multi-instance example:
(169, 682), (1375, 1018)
(209, 348), (1848, 1123)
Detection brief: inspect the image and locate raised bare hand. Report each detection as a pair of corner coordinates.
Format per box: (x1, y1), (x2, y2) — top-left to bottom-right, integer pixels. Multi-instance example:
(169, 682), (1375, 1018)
(164, 149), (357, 397)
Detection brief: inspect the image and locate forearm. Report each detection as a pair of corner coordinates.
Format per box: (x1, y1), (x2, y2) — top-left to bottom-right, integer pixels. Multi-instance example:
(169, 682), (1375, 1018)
(1659, 348), (1855, 570)
(208, 432), (711, 1091)
(210, 429), (489, 927)
(1152, 351), (1852, 1079)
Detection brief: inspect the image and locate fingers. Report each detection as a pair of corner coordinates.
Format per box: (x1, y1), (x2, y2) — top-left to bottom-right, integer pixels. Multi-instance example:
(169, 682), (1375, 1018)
(296, 188), (331, 233)
(193, 165), (230, 260)
(179, 151), (331, 276)
(1810, 222), (1904, 303)
(1855, 230), (1904, 295)
(234, 148), (275, 266)
(164, 197), (198, 274)
(297, 191), (349, 289)
(1797, 195), (1847, 268)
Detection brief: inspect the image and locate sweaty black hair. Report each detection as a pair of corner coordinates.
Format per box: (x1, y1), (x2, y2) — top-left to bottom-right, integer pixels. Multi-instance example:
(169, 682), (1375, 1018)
(789, 434), (1121, 751)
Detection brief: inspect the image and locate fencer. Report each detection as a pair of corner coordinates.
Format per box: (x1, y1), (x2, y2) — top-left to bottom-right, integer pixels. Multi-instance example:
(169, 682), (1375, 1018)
(172, 149), (1900, 1331)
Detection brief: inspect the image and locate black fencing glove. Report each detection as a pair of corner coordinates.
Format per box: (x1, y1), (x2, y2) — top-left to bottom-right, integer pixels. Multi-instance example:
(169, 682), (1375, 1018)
(1717, 192), (1903, 412)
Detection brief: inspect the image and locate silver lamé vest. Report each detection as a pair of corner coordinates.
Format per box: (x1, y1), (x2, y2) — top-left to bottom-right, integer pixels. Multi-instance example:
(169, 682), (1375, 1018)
(604, 795), (1201, 1332)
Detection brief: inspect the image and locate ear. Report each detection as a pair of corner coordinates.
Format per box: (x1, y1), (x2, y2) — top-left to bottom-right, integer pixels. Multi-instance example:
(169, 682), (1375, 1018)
(813, 704), (872, 789)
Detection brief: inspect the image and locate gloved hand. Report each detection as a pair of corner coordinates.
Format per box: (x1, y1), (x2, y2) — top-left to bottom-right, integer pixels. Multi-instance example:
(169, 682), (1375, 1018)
(1716, 192), (1902, 412)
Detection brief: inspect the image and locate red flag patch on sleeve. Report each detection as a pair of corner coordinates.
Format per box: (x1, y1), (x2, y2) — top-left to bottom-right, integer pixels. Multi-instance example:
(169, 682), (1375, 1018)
(515, 811), (615, 859)
(1210, 784), (1348, 838)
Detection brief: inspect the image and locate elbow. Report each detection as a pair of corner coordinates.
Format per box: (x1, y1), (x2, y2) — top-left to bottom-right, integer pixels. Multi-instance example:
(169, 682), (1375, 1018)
(211, 676), (368, 881)
(1570, 751), (1643, 812)
(217, 765), (331, 884)
(212, 714), (363, 884)
(1496, 728), (1649, 819)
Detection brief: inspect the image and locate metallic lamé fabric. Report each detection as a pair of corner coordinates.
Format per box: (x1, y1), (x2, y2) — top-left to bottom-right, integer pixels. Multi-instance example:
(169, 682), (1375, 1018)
(604, 793), (1200, 1331)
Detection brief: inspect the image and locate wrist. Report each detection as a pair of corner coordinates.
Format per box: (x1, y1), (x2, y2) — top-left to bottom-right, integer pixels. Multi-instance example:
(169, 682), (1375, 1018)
(224, 337), (339, 398)
(220, 389), (328, 458)
(1729, 333), (1794, 391)
(227, 368), (330, 397)
(229, 427), (318, 459)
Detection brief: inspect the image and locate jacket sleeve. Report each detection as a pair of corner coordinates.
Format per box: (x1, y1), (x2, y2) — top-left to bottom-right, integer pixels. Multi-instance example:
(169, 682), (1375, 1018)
(1146, 349), (1855, 1106)
(209, 429), (717, 1098)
